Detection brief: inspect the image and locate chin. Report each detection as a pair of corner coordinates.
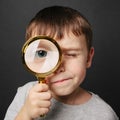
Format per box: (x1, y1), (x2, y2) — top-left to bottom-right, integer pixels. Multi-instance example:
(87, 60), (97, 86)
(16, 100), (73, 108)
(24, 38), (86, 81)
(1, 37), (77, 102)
(51, 87), (75, 97)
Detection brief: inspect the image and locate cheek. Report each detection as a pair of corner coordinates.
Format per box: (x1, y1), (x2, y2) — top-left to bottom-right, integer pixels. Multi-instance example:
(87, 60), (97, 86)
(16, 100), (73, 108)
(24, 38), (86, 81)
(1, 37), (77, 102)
(67, 58), (87, 73)
(67, 59), (87, 81)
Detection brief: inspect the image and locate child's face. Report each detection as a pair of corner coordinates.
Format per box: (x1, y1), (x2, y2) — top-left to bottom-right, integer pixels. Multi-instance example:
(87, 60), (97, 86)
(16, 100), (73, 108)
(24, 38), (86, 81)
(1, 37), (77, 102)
(46, 32), (94, 97)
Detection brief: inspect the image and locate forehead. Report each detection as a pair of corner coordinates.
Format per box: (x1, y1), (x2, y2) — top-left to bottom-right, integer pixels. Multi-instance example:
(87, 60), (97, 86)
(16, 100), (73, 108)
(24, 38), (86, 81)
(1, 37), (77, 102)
(29, 29), (88, 51)
(56, 32), (87, 50)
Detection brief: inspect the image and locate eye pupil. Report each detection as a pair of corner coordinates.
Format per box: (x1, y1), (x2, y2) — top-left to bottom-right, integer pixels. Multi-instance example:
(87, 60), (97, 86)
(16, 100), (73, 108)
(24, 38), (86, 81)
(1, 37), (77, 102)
(37, 50), (47, 57)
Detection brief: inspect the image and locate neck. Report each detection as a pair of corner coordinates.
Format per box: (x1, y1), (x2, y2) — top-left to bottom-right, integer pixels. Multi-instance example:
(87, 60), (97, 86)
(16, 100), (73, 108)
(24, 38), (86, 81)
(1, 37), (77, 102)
(52, 87), (92, 105)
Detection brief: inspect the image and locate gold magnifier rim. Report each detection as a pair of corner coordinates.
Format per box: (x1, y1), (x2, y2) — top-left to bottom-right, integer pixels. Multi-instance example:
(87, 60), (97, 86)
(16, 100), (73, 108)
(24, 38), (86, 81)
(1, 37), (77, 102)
(22, 35), (62, 78)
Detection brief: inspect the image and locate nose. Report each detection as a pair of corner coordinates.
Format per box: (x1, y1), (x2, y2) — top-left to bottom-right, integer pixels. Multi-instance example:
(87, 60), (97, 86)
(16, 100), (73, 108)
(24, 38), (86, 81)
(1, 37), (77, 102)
(55, 56), (65, 73)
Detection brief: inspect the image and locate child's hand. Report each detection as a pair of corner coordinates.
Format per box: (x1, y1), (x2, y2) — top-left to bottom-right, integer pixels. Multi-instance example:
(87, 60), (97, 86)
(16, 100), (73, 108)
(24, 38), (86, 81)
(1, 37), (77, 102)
(17, 83), (52, 119)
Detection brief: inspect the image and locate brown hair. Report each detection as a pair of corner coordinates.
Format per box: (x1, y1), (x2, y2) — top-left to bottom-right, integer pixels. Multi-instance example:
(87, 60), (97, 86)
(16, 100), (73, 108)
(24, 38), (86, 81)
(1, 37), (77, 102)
(26, 6), (93, 51)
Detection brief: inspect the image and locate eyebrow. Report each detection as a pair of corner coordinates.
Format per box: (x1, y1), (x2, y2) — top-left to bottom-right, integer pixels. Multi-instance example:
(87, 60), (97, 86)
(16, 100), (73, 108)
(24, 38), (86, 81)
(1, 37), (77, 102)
(62, 48), (82, 52)
(62, 48), (83, 52)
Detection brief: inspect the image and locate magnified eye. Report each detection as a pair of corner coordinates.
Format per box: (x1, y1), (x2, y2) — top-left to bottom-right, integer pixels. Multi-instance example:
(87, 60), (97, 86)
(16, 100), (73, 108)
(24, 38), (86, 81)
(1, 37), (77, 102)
(36, 50), (47, 58)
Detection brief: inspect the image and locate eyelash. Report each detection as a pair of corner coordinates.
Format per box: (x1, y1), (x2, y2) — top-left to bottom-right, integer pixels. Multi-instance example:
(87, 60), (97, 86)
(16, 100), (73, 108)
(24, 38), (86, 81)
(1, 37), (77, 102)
(65, 53), (78, 57)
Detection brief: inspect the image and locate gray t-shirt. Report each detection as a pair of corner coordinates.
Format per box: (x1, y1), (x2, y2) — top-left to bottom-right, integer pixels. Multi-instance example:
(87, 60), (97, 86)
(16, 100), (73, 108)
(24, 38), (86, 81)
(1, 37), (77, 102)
(4, 81), (119, 120)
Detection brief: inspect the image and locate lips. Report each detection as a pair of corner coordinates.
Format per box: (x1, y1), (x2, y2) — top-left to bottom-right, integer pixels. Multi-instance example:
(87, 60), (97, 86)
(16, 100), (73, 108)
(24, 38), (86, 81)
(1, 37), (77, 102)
(46, 73), (73, 85)
(50, 78), (71, 85)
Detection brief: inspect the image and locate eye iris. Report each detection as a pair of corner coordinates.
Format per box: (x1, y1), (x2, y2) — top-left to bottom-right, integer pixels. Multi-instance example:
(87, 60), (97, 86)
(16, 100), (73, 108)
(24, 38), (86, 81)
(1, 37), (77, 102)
(37, 50), (47, 57)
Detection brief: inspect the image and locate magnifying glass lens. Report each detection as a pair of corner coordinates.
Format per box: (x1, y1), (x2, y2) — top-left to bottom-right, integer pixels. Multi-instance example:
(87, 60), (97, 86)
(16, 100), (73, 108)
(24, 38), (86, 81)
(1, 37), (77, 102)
(23, 37), (61, 76)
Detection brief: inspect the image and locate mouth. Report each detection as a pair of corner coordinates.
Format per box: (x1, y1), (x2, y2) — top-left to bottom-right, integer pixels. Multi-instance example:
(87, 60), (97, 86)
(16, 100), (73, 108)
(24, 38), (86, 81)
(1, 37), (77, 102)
(50, 78), (71, 85)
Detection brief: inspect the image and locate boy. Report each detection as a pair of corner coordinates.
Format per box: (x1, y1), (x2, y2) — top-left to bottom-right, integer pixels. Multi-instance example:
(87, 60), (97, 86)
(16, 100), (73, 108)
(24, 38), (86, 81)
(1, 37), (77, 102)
(4, 6), (119, 120)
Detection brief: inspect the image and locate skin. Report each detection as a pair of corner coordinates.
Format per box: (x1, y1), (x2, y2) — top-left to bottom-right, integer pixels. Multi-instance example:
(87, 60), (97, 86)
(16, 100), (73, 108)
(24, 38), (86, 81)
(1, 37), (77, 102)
(15, 32), (94, 120)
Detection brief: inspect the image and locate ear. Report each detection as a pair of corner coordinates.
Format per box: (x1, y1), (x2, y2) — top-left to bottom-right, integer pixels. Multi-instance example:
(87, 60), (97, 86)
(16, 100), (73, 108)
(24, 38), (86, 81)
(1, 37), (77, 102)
(86, 47), (94, 68)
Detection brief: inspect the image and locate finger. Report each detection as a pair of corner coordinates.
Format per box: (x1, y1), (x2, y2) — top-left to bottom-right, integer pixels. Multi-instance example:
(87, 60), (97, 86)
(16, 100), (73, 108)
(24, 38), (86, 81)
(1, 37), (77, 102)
(38, 100), (51, 108)
(38, 108), (49, 116)
(36, 91), (52, 100)
(32, 83), (49, 92)
(31, 107), (49, 118)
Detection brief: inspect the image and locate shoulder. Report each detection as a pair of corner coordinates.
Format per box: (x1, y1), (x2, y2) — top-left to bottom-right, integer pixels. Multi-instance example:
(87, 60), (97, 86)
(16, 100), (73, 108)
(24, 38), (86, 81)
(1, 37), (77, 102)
(89, 92), (119, 120)
(4, 81), (37, 120)
(17, 81), (37, 92)
(17, 81), (37, 98)
(15, 81), (37, 101)
(8, 81), (37, 109)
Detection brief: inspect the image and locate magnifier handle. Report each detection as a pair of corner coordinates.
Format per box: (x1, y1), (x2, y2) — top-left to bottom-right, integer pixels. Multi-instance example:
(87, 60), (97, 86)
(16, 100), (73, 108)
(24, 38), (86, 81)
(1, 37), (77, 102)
(37, 77), (46, 84)
(39, 80), (46, 84)
(37, 77), (46, 118)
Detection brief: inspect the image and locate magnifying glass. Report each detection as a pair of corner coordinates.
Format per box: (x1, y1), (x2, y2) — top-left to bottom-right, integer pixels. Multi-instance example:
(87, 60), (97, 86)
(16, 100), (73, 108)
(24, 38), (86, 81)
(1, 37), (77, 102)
(22, 35), (62, 83)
